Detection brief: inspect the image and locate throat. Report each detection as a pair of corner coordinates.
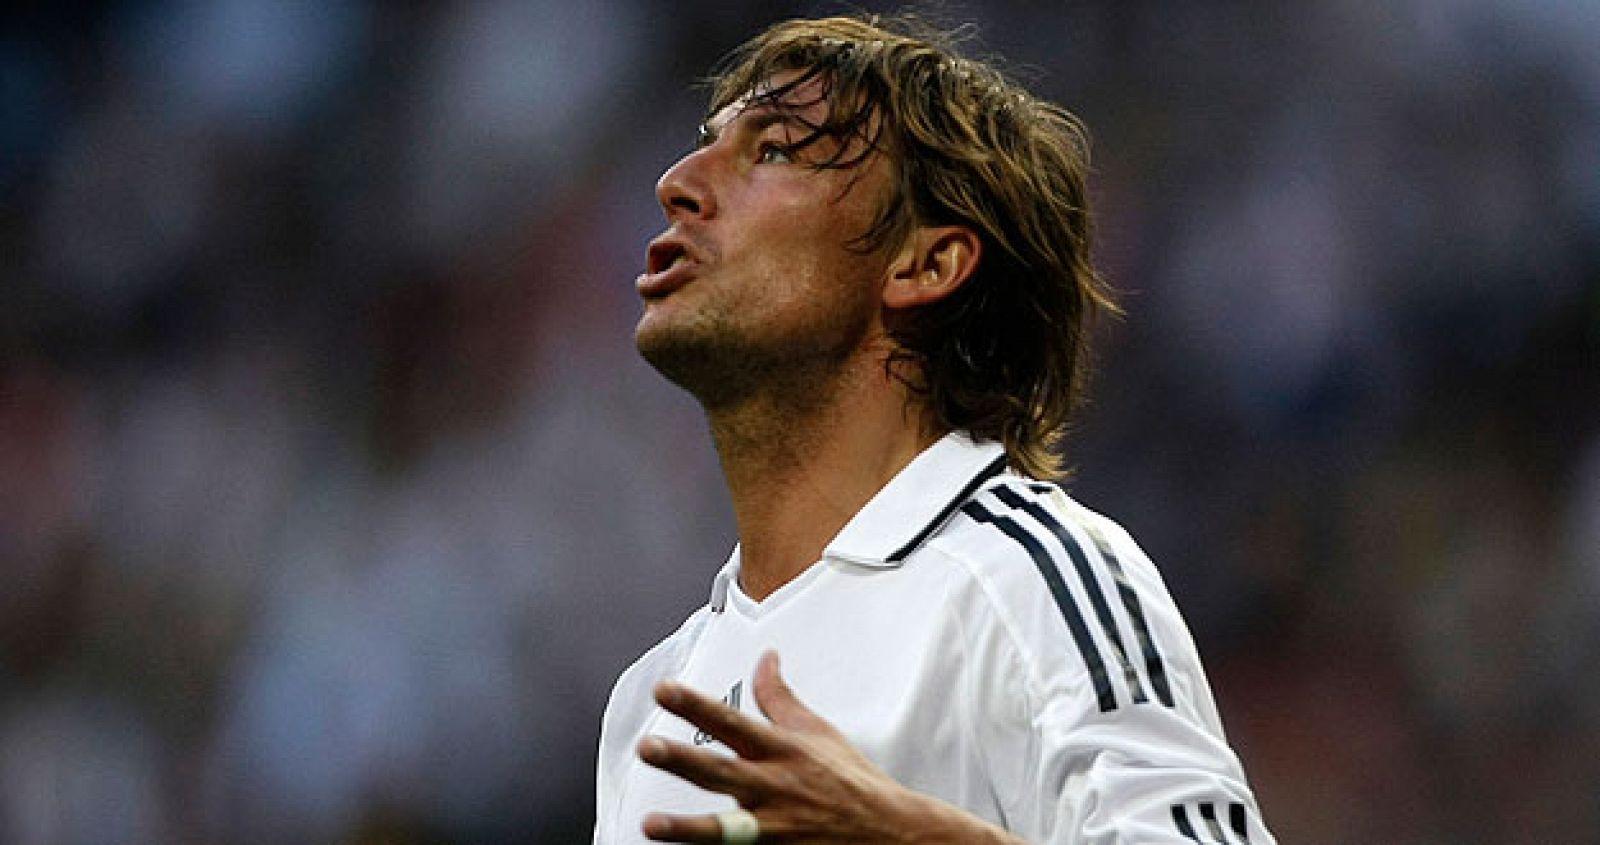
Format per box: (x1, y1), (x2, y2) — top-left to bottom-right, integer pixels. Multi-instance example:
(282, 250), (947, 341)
(706, 383), (938, 604)
(707, 392), (855, 602)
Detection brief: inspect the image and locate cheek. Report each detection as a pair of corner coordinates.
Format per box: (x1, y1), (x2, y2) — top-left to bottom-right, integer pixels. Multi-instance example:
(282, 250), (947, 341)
(726, 180), (886, 298)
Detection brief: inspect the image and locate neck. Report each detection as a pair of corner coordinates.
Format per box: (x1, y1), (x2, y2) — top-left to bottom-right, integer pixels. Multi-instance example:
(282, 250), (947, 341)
(705, 366), (941, 602)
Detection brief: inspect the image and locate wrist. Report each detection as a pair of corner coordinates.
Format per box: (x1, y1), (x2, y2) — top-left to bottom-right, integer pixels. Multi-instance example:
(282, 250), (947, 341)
(881, 785), (1026, 845)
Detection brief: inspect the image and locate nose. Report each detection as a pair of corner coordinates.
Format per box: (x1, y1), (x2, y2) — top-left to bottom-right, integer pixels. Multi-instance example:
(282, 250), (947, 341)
(656, 147), (715, 220)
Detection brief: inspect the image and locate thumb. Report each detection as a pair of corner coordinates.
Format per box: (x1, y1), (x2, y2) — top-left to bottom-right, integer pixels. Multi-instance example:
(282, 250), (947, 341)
(753, 650), (826, 731)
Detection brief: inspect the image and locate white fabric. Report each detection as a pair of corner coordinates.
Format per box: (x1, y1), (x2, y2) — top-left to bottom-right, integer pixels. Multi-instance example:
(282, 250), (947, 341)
(594, 432), (1275, 844)
(717, 809), (759, 844)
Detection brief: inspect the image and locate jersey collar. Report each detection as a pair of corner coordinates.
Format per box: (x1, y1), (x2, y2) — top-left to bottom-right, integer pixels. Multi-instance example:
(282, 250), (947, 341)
(822, 431), (1008, 568)
(710, 432), (1008, 610)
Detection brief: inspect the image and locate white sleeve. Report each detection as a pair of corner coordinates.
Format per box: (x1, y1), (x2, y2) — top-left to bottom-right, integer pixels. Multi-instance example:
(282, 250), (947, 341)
(953, 489), (1275, 844)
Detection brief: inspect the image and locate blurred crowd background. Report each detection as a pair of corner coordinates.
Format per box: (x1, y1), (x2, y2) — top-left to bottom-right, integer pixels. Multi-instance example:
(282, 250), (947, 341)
(3, 1), (1598, 842)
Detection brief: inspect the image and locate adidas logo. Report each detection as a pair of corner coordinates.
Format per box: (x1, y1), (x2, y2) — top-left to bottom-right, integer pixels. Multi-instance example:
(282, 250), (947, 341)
(692, 681), (743, 746)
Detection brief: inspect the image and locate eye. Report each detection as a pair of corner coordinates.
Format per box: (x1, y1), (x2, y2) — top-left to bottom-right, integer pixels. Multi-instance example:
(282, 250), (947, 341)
(756, 142), (795, 164)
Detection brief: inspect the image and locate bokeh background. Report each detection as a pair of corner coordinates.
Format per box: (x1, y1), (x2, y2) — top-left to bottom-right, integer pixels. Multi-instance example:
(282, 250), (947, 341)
(4, 1), (1598, 842)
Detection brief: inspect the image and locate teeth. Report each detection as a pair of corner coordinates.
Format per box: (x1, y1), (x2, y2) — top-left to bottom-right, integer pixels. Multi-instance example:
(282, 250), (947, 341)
(669, 253), (688, 269)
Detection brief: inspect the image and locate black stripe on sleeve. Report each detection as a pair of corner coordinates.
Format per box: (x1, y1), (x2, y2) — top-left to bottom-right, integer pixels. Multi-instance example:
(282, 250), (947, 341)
(1171, 804), (1202, 842)
(993, 485), (1149, 705)
(962, 500), (1117, 712)
(1198, 802), (1226, 843)
(1080, 519), (1176, 707)
(888, 454), (1007, 562)
(1029, 482), (1176, 709)
(1229, 802), (1250, 843)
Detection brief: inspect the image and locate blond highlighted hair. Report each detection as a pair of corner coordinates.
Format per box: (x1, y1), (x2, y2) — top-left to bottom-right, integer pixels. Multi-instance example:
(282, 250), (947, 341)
(706, 15), (1118, 480)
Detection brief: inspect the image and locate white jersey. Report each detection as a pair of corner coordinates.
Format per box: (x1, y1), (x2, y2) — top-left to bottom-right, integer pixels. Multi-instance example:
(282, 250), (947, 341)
(594, 432), (1274, 844)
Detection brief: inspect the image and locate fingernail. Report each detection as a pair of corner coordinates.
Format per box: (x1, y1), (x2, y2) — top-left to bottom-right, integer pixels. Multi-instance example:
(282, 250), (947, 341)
(639, 737), (664, 759)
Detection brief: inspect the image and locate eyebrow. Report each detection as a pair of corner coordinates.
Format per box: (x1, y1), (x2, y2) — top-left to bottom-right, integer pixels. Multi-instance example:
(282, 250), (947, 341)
(697, 108), (801, 149)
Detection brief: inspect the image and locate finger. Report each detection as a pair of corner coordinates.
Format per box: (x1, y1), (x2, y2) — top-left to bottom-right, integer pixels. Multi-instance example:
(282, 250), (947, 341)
(654, 681), (785, 759)
(752, 650), (827, 732)
(637, 736), (766, 804)
(641, 811), (721, 843)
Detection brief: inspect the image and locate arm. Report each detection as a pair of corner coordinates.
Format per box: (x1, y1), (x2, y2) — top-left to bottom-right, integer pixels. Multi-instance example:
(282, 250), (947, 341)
(637, 650), (1026, 844)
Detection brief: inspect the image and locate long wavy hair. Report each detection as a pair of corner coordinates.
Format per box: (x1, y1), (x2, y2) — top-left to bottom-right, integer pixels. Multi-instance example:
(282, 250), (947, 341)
(705, 15), (1118, 480)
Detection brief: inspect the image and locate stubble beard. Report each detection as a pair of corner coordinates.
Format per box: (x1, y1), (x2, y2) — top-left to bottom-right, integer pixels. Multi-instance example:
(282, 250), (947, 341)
(635, 295), (871, 420)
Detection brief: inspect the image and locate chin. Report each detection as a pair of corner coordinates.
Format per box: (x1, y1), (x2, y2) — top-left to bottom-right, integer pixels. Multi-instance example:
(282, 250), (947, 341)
(634, 307), (687, 359)
(637, 329), (765, 410)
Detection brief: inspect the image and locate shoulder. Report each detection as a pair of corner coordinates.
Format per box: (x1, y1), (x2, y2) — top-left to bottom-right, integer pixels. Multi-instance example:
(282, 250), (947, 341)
(609, 607), (711, 697)
(594, 605), (714, 836)
(930, 474), (1179, 631)
(922, 475), (1200, 718)
(601, 605), (713, 732)
(936, 476), (1155, 576)
(595, 607), (712, 782)
(911, 476), (1274, 841)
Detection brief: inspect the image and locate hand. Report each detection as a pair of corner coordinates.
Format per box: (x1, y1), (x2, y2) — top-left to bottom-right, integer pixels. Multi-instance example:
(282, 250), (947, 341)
(636, 650), (1023, 844)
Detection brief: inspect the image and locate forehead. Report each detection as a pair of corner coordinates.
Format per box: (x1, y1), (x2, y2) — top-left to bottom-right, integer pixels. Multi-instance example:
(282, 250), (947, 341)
(706, 69), (831, 133)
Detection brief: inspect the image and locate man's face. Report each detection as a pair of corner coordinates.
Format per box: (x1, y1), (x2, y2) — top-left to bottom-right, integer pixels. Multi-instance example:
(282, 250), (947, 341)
(634, 71), (897, 409)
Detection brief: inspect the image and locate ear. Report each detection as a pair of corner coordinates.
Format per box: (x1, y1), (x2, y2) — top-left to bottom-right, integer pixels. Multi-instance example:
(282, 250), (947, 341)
(882, 225), (982, 310)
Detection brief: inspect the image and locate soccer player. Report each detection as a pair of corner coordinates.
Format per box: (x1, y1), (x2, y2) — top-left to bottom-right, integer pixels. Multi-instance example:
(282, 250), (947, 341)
(594, 14), (1275, 845)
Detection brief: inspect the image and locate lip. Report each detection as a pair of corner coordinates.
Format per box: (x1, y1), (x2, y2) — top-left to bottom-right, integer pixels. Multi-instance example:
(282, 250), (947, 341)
(637, 232), (706, 299)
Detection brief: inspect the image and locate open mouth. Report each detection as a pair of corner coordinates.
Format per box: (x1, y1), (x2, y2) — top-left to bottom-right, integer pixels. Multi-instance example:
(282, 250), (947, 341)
(646, 240), (690, 276)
